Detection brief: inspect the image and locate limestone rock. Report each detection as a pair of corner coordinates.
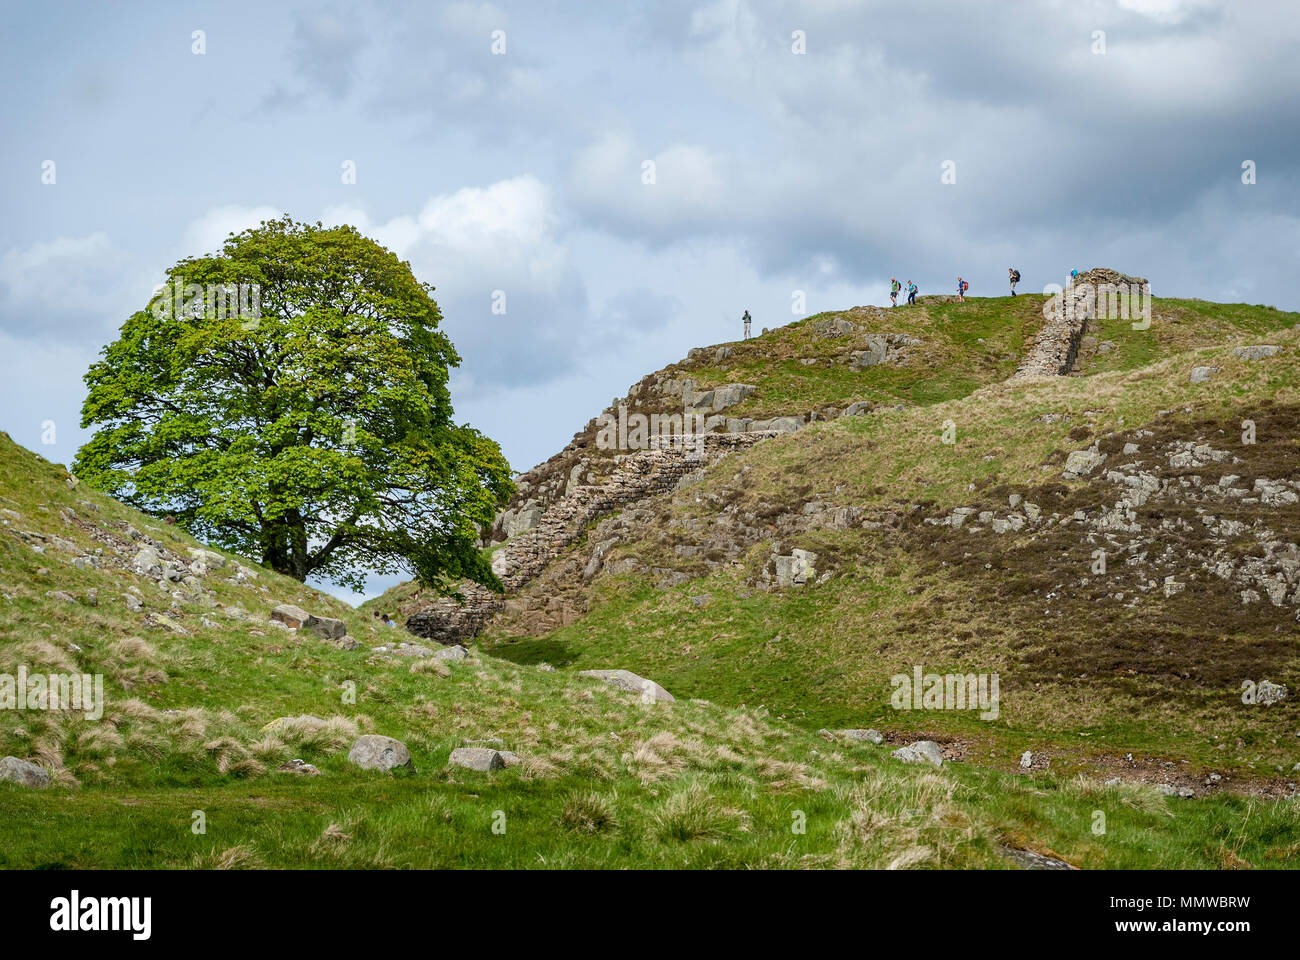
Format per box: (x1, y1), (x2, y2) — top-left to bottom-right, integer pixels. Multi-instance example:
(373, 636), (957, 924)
(448, 747), (505, 771)
(1232, 345), (1281, 361)
(774, 548), (817, 588)
(347, 735), (413, 771)
(305, 615), (347, 641)
(813, 316), (860, 338)
(836, 729), (884, 744)
(710, 383), (758, 412)
(146, 613), (189, 635)
(892, 741), (944, 767)
(1063, 448), (1105, 479)
(270, 604), (311, 629)
(1189, 366), (1217, 384)
(0, 756), (49, 788)
(131, 545), (163, 578)
(188, 547), (227, 569)
(579, 669), (675, 702)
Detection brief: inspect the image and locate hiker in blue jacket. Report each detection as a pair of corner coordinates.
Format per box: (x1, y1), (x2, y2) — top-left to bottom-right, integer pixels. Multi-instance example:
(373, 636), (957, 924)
(906, 280), (918, 306)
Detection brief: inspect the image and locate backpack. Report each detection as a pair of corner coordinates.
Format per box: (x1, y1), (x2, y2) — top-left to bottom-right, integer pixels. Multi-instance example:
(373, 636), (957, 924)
(960, 280), (969, 292)
(1011, 270), (1020, 282)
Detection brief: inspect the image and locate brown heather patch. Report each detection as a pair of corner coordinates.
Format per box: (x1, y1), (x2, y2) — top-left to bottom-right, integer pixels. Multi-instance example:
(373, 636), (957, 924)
(896, 402), (1300, 692)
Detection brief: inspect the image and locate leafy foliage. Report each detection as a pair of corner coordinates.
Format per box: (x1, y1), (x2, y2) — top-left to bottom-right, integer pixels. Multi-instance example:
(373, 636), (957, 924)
(74, 217), (513, 591)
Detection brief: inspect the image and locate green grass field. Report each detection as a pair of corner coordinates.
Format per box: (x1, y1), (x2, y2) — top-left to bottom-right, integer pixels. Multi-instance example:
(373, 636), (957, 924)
(6, 294), (1300, 869)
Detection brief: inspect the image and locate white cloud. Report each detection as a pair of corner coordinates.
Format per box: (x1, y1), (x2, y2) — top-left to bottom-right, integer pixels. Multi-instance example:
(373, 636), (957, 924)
(0, 233), (142, 341)
(182, 205), (285, 258)
(324, 176), (589, 392)
(570, 133), (732, 239)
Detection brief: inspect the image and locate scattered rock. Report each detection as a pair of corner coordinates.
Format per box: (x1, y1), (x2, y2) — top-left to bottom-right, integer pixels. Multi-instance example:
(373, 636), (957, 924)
(448, 747), (505, 772)
(774, 548), (817, 588)
(0, 756), (50, 788)
(579, 669), (675, 702)
(1189, 366), (1217, 384)
(1232, 345), (1281, 361)
(1063, 448), (1105, 479)
(373, 641), (434, 658)
(146, 613), (189, 635)
(131, 545), (163, 578)
(188, 547), (227, 569)
(270, 604), (311, 629)
(892, 741), (944, 767)
(347, 735), (413, 772)
(836, 729), (884, 744)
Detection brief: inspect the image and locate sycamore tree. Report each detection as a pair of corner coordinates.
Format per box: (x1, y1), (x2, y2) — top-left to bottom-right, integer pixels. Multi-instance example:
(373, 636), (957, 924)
(74, 217), (514, 592)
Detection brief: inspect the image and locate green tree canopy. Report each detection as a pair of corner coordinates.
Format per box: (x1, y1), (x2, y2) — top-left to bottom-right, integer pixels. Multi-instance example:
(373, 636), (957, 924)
(74, 217), (514, 592)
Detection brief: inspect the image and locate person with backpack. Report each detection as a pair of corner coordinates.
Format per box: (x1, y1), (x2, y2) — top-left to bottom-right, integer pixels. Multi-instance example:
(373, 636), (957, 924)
(957, 277), (969, 302)
(906, 280), (918, 306)
(889, 277), (901, 307)
(1009, 267), (1020, 296)
(742, 309), (751, 340)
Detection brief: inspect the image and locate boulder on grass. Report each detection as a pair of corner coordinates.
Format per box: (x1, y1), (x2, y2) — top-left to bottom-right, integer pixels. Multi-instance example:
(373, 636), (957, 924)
(579, 669), (675, 702)
(270, 604), (311, 629)
(0, 756), (50, 788)
(448, 747), (505, 772)
(892, 741), (944, 767)
(347, 735), (412, 772)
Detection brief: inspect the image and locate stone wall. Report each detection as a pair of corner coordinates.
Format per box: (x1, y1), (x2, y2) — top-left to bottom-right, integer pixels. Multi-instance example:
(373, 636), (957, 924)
(406, 432), (777, 643)
(1014, 268), (1149, 379)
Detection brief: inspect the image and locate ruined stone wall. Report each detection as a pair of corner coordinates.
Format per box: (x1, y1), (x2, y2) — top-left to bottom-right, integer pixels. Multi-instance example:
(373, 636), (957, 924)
(1014, 268), (1149, 379)
(494, 432), (775, 591)
(406, 432), (775, 643)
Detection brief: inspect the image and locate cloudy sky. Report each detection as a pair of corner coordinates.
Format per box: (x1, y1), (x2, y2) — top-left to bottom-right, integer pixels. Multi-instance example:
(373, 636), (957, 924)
(2, 0), (1297, 602)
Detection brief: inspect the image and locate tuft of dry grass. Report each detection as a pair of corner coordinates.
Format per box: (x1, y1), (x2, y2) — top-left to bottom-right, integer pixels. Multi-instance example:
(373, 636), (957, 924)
(558, 791), (619, 834)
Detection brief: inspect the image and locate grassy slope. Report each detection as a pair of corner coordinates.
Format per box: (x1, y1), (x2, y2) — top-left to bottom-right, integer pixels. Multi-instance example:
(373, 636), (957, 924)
(476, 298), (1300, 799)
(2, 436), (1298, 868)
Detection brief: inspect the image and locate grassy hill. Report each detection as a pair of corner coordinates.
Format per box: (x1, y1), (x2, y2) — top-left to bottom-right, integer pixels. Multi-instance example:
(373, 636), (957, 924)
(5, 292), (1300, 869)
(469, 301), (1300, 805)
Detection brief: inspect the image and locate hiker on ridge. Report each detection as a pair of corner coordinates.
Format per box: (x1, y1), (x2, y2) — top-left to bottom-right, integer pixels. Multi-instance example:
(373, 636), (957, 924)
(957, 276), (969, 302)
(742, 309), (751, 340)
(889, 277), (901, 307)
(1009, 266), (1020, 296)
(906, 280), (918, 306)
